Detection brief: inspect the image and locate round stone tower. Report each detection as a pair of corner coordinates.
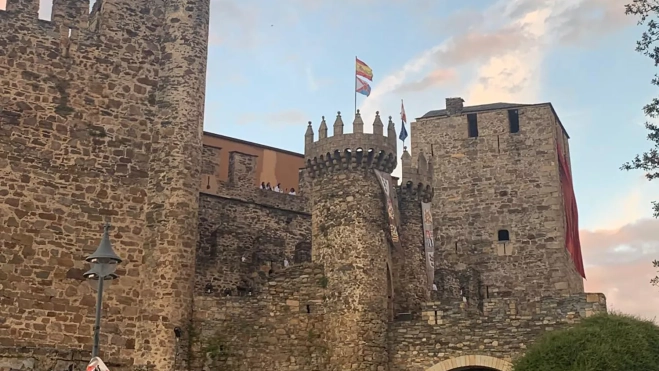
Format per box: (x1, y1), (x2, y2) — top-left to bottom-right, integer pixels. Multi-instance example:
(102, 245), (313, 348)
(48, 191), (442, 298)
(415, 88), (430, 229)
(304, 110), (398, 371)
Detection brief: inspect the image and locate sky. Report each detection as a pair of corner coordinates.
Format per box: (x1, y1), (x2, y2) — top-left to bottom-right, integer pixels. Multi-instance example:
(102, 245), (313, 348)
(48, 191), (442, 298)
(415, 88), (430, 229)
(5, 0), (657, 321)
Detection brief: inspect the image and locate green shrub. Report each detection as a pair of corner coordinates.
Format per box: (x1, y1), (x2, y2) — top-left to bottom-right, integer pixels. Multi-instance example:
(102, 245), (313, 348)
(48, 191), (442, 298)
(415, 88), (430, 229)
(513, 312), (659, 371)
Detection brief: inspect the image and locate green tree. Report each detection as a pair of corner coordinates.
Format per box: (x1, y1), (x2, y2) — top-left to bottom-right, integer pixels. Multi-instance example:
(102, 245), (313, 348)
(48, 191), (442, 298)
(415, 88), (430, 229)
(623, 1), (659, 287)
(513, 313), (659, 371)
(622, 0), (659, 218)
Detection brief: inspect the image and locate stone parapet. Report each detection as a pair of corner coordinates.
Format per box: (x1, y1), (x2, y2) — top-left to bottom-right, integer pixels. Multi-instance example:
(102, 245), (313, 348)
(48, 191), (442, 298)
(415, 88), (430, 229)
(390, 293), (607, 370)
(205, 183), (309, 215)
(304, 111), (398, 178)
(399, 147), (434, 202)
(418, 292), (606, 326)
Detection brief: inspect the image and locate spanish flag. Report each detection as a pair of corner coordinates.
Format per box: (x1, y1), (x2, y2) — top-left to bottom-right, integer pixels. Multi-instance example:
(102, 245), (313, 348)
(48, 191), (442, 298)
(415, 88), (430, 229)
(356, 57), (373, 81)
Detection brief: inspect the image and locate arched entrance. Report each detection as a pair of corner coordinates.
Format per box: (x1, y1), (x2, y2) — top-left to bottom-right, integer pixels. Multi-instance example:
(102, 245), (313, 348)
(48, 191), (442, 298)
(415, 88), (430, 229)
(426, 355), (512, 371)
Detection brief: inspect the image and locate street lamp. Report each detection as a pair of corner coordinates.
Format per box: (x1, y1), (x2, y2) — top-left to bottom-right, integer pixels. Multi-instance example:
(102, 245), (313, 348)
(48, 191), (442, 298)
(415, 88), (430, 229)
(83, 223), (122, 359)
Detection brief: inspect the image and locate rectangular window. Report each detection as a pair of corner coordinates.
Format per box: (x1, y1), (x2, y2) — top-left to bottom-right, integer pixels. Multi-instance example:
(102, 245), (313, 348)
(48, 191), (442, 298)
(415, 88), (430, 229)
(508, 109), (519, 133)
(467, 113), (478, 137)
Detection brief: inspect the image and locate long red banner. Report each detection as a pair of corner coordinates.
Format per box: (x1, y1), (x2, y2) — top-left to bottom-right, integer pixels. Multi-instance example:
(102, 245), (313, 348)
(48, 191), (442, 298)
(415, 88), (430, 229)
(557, 143), (586, 279)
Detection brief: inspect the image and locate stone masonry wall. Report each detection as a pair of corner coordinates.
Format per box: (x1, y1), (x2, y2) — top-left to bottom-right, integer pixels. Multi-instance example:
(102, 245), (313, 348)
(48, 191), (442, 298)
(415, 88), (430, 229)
(197, 148), (311, 296)
(191, 264), (329, 371)
(393, 187), (430, 316)
(411, 103), (584, 299)
(310, 169), (393, 371)
(389, 293), (607, 370)
(197, 192), (311, 296)
(0, 0), (209, 370)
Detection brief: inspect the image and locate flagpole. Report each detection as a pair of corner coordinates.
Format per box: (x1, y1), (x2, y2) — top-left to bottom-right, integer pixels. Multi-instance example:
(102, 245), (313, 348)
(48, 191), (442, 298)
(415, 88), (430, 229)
(354, 56), (357, 115)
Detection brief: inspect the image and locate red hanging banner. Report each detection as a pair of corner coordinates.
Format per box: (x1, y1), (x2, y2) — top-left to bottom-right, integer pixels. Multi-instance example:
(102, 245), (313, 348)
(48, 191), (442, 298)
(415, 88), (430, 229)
(556, 143), (586, 279)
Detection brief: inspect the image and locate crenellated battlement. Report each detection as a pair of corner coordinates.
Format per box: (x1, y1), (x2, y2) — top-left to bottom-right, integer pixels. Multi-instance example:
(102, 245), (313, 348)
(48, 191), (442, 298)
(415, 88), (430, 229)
(1, 0), (92, 43)
(304, 110), (398, 178)
(0, 0), (164, 57)
(398, 147), (434, 202)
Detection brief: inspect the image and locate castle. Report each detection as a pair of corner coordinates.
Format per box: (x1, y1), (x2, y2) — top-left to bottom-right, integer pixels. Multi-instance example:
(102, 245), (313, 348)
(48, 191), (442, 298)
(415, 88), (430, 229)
(0, 1), (607, 371)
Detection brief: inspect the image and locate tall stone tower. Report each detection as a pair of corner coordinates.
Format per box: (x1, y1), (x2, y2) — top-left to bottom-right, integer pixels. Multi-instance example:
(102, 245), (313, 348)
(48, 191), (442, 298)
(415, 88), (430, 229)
(411, 97), (585, 300)
(0, 0), (209, 370)
(304, 110), (397, 371)
(392, 148), (434, 316)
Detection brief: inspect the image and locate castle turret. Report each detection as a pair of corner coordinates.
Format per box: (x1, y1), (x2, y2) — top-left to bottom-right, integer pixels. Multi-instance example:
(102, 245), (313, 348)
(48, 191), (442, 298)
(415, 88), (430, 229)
(305, 109), (397, 371)
(393, 147), (434, 316)
(135, 1), (211, 370)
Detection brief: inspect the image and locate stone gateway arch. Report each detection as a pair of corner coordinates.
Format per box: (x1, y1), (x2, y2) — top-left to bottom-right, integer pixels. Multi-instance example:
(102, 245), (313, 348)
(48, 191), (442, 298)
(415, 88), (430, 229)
(426, 355), (513, 371)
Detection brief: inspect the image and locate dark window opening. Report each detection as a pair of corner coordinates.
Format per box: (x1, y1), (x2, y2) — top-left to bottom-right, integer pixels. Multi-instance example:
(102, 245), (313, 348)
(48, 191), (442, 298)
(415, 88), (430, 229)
(508, 109), (519, 133)
(467, 113), (478, 137)
(430, 144), (435, 156)
(306, 305), (311, 313)
(497, 229), (510, 242)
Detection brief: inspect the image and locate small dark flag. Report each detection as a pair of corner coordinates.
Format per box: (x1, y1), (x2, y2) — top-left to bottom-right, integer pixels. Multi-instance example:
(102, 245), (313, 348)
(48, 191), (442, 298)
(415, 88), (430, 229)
(399, 99), (408, 142)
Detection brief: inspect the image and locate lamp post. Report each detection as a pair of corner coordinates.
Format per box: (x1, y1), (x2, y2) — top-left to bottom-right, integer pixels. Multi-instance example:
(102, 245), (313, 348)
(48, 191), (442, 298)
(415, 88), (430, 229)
(83, 223), (122, 359)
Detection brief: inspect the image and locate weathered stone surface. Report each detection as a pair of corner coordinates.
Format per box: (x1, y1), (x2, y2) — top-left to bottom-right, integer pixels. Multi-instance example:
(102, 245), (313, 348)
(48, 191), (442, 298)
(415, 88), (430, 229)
(196, 190), (311, 295)
(0, 7), (606, 367)
(192, 264), (328, 371)
(411, 101), (585, 298)
(0, 0), (209, 370)
(389, 293), (607, 371)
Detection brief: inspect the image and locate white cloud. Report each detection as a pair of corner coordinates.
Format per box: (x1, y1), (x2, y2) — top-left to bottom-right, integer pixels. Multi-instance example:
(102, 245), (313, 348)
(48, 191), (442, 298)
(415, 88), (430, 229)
(581, 215), (659, 323)
(357, 0), (633, 181)
(358, 0), (558, 180)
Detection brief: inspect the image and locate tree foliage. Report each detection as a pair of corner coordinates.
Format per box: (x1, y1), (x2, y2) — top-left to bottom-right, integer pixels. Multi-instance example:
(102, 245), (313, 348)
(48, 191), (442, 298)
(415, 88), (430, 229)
(622, 0), (659, 218)
(623, 1), (659, 288)
(512, 313), (659, 371)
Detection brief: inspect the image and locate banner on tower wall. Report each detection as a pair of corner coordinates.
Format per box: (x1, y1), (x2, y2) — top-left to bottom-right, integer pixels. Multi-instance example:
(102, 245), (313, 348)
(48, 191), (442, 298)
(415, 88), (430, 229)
(374, 170), (402, 249)
(421, 202), (435, 289)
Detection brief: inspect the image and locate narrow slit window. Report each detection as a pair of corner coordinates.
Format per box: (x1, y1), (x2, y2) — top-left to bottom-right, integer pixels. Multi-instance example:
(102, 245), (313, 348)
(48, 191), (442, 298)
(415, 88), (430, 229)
(497, 229), (510, 242)
(508, 109), (520, 133)
(467, 113), (478, 138)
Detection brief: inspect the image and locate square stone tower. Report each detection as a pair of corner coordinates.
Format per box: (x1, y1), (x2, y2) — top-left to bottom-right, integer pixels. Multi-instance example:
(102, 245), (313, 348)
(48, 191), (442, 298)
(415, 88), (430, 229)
(411, 98), (585, 299)
(0, 0), (210, 370)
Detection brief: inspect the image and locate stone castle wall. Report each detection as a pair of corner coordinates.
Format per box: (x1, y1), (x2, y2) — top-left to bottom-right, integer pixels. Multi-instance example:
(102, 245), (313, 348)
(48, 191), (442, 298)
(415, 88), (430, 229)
(0, 2), (607, 366)
(192, 264), (329, 371)
(411, 102), (585, 299)
(389, 293), (607, 370)
(196, 150), (310, 296)
(196, 189), (311, 296)
(0, 0), (209, 369)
